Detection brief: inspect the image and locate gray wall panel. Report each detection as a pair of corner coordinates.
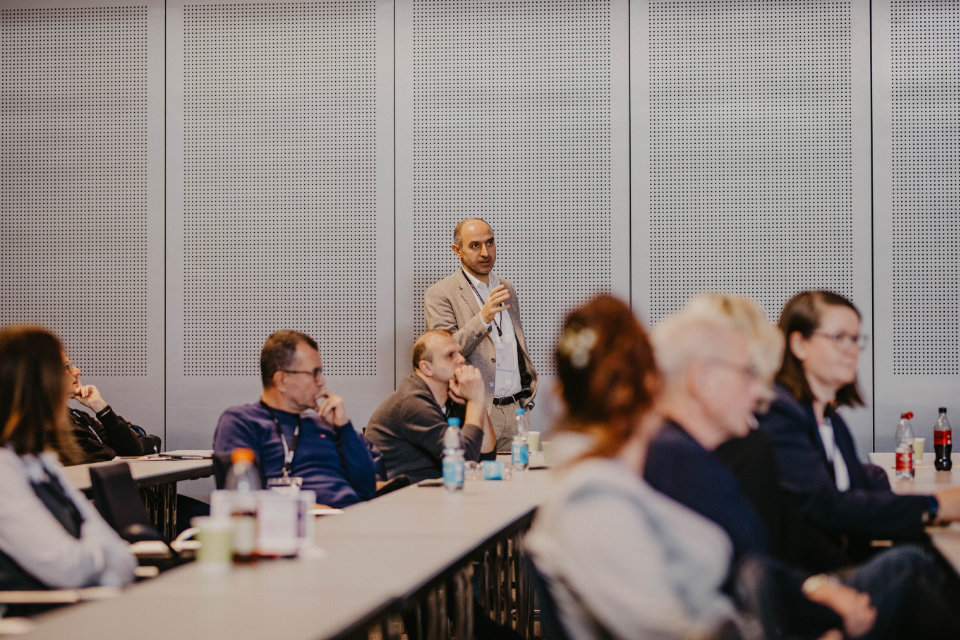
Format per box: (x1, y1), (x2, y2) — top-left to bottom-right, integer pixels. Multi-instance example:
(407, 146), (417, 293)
(4, 0), (959, 464)
(166, 0), (394, 449)
(396, 0), (630, 432)
(631, 0), (875, 450)
(873, 0), (960, 451)
(0, 0), (165, 437)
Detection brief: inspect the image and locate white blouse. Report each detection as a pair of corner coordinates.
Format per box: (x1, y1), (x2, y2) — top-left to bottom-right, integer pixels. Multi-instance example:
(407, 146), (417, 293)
(0, 447), (136, 588)
(526, 451), (738, 640)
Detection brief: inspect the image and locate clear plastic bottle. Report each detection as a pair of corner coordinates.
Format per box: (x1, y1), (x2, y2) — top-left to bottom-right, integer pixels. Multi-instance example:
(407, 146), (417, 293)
(895, 412), (915, 480)
(224, 447), (261, 562)
(512, 409), (529, 471)
(934, 407), (953, 471)
(514, 407), (529, 438)
(442, 418), (465, 492)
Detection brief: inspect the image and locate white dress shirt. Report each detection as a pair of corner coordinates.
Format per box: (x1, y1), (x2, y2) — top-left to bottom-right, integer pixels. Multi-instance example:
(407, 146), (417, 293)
(462, 270), (522, 398)
(818, 417), (851, 492)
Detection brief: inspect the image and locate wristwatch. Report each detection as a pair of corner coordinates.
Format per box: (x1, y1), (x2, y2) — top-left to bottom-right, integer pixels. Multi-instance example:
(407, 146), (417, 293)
(924, 496), (940, 525)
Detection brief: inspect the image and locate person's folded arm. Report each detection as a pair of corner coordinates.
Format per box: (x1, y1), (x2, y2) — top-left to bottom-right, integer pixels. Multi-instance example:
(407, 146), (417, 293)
(335, 421), (378, 501)
(759, 404), (928, 539)
(98, 407), (158, 456)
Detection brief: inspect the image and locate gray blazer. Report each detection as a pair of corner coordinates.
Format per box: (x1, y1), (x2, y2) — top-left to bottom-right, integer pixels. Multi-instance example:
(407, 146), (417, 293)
(424, 271), (538, 404)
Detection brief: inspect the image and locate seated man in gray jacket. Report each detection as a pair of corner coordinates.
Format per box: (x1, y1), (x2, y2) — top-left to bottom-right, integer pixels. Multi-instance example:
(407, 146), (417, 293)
(365, 330), (497, 483)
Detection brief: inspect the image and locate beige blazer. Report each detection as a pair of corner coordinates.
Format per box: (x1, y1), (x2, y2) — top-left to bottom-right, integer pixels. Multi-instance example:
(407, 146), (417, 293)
(424, 271), (537, 405)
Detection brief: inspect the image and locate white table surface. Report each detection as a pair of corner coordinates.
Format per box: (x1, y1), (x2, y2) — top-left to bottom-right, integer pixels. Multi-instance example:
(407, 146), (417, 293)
(867, 452), (960, 495)
(62, 457), (214, 492)
(869, 451), (960, 573)
(23, 469), (553, 640)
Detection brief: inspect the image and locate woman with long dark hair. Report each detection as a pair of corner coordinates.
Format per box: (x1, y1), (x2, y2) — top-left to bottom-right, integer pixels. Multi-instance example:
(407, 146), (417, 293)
(0, 325), (136, 589)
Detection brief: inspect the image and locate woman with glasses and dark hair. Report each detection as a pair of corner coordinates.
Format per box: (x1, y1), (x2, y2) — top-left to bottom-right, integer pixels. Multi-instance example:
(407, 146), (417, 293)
(758, 291), (960, 553)
(0, 325), (136, 590)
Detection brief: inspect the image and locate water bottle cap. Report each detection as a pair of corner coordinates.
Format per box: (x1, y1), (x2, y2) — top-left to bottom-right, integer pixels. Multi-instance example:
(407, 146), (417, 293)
(446, 417), (461, 427)
(231, 447), (255, 464)
(940, 407), (948, 413)
(900, 411), (914, 420)
(515, 408), (524, 415)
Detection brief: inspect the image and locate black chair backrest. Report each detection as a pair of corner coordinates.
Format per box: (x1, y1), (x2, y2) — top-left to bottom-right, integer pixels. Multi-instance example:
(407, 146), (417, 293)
(529, 561), (572, 640)
(88, 462), (161, 542)
(212, 452), (233, 489)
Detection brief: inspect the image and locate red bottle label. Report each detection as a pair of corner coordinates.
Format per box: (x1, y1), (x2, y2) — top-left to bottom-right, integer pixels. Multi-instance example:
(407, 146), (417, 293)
(896, 450), (914, 471)
(935, 430), (952, 446)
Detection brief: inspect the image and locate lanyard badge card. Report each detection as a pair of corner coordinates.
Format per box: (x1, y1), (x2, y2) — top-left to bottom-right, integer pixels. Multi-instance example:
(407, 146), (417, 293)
(264, 403), (305, 494)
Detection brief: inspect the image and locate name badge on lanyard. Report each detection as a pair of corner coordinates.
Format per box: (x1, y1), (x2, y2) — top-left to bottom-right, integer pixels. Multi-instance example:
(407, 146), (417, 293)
(263, 402), (305, 490)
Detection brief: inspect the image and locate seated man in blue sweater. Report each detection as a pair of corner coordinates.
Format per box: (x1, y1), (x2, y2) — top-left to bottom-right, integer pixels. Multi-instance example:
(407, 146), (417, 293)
(214, 330), (377, 509)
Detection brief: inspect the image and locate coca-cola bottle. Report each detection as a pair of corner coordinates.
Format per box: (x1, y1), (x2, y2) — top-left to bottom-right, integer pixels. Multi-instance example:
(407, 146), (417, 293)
(895, 412), (915, 480)
(934, 407), (953, 471)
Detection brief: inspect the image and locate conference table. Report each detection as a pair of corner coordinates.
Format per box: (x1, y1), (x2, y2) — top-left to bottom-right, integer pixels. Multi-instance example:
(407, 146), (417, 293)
(22, 467), (553, 640)
(868, 452), (960, 573)
(63, 453), (214, 540)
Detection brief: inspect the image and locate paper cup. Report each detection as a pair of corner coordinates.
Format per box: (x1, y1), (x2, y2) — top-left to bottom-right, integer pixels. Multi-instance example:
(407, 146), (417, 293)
(542, 441), (554, 466)
(527, 431), (541, 452)
(192, 516), (233, 570)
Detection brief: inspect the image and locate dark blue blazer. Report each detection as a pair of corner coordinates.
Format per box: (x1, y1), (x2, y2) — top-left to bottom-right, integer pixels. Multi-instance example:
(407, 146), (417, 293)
(757, 386), (929, 539)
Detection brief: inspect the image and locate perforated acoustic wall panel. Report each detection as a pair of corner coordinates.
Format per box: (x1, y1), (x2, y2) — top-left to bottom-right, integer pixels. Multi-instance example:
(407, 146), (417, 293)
(166, 1), (393, 447)
(873, 0), (960, 449)
(1, 4), (149, 374)
(0, 1), (165, 432)
(635, 0), (871, 323)
(179, 1), (378, 377)
(396, 0), (630, 386)
(889, 1), (959, 375)
(632, 1), (874, 443)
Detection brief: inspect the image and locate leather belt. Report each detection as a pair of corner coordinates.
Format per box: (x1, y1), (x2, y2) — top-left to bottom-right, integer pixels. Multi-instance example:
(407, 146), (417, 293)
(492, 389), (532, 406)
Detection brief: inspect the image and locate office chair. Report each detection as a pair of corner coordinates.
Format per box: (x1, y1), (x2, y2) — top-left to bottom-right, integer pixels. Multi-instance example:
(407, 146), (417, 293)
(528, 560), (571, 640)
(211, 451), (233, 489)
(88, 463), (165, 543)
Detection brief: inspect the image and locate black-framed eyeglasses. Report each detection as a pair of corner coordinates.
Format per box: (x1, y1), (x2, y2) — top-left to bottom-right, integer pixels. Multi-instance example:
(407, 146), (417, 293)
(812, 332), (869, 351)
(703, 357), (760, 383)
(282, 368), (323, 381)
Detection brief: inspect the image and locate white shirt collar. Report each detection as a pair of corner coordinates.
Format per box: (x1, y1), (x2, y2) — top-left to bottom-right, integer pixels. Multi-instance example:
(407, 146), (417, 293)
(461, 267), (499, 291)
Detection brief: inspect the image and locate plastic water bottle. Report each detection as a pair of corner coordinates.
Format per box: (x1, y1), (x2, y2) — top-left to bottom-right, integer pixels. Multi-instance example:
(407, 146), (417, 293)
(224, 447), (261, 562)
(895, 412), (915, 480)
(512, 409), (529, 471)
(514, 407), (529, 438)
(442, 418), (465, 492)
(934, 407), (953, 471)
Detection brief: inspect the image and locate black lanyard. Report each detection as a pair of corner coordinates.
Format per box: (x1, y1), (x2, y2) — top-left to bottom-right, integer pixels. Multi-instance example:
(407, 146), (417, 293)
(462, 269), (502, 337)
(31, 460), (84, 539)
(261, 402), (302, 478)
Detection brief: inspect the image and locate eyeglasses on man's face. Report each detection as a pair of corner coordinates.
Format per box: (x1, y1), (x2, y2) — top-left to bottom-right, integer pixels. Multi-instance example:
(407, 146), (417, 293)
(812, 332), (869, 351)
(282, 367), (324, 381)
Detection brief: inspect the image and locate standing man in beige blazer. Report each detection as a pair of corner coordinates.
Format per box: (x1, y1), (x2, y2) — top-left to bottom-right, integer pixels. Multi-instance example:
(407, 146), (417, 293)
(424, 218), (538, 452)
